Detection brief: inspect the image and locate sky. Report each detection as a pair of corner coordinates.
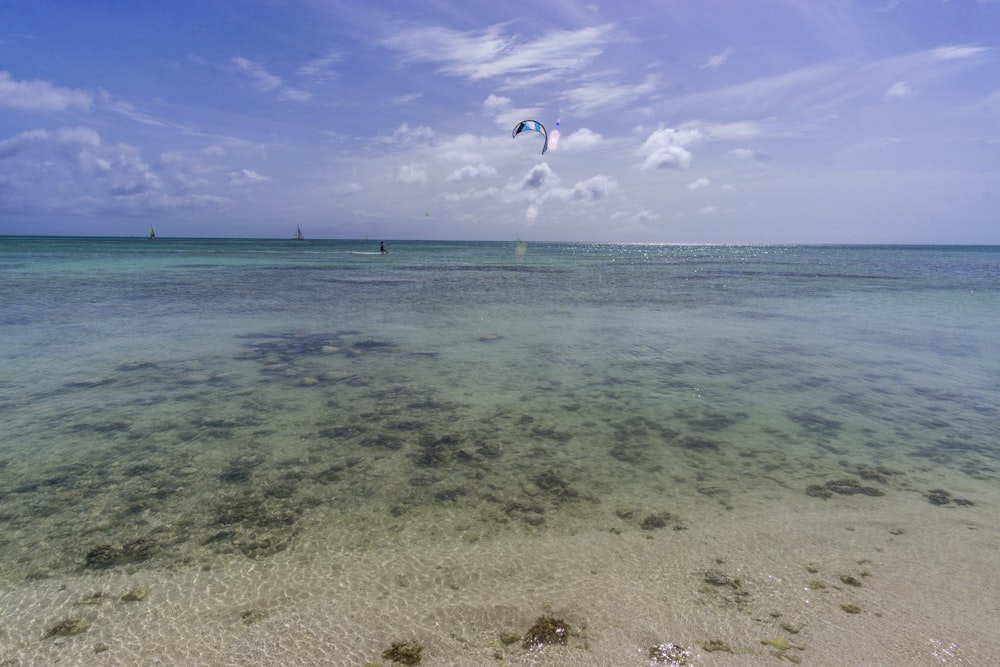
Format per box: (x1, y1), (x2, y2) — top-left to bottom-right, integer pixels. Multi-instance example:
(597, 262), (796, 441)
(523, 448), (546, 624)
(1, 0), (998, 243)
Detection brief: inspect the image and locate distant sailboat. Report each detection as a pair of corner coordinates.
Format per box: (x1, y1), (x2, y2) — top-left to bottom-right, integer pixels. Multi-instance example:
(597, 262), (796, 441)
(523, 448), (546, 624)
(148, 226), (156, 239)
(294, 225), (304, 240)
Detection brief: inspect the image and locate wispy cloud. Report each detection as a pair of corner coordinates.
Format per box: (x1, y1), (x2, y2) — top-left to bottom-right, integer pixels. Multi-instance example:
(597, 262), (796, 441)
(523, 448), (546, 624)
(661, 42), (993, 122)
(106, 98), (172, 127)
(382, 23), (616, 87)
(232, 57), (281, 92)
(701, 47), (735, 69)
(561, 74), (659, 116)
(931, 45), (990, 60)
(298, 52), (341, 80)
(665, 62), (846, 117)
(391, 91), (423, 105)
(231, 57), (311, 102)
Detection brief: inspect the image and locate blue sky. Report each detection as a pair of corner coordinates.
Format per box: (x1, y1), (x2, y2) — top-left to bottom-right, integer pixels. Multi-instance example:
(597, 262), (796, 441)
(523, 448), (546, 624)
(1, 0), (998, 242)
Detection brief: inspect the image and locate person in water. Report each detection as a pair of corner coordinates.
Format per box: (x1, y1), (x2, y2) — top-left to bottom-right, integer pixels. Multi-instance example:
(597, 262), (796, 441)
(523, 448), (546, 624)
(380, 241), (387, 254)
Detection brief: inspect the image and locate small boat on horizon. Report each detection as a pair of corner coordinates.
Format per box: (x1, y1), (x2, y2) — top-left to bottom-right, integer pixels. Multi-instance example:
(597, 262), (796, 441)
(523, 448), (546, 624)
(293, 225), (304, 240)
(148, 226), (156, 239)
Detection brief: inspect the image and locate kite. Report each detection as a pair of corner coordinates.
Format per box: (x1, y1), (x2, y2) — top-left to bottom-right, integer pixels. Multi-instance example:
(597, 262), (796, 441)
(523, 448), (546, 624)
(512, 120), (548, 155)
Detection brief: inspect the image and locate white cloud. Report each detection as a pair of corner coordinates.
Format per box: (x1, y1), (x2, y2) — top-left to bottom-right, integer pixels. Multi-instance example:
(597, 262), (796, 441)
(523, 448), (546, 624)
(0, 126), (179, 209)
(228, 169), (271, 186)
(482, 94), (541, 128)
(58, 126), (103, 148)
(441, 186), (499, 203)
(0, 128), (48, 157)
(394, 163), (427, 184)
(884, 81), (911, 99)
(631, 209), (660, 224)
(447, 163), (498, 182)
(0, 71), (92, 111)
(540, 175), (620, 204)
(689, 120), (763, 141)
(697, 205), (718, 215)
(637, 127), (702, 170)
(701, 47), (735, 69)
(173, 172), (210, 190)
(561, 175), (619, 202)
(483, 94), (511, 114)
(0, 126), (101, 158)
(158, 151), (185, 166)
(640, 144), (692, 171)
(109, 159), (161, 196)
(687, 177), (710, 190)
(728, 147), (769, 162)
(514, 163), (558, 191)
(381, 123), (435, 145)
(334, 182), (362, 196)
(560, 128), (603, 151)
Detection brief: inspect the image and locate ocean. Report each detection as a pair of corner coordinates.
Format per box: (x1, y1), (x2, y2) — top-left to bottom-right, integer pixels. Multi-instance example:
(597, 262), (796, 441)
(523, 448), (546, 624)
(1, 237), (998, 665)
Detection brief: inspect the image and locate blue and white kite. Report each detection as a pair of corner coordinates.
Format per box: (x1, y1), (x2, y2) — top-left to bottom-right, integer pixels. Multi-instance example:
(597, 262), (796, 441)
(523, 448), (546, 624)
(512, 120), (548, 155)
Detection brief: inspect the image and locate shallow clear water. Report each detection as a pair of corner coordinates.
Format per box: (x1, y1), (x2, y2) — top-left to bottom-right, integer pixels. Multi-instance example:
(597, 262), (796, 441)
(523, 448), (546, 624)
(2, 237), (999, 663)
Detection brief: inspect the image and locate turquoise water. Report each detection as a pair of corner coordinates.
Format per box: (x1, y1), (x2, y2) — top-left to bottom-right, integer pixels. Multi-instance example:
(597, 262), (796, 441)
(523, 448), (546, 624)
(1, 237), (999, 663)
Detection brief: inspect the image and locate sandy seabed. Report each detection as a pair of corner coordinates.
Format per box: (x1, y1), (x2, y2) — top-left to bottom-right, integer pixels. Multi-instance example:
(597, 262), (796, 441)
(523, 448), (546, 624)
(2, 487), (997, 667)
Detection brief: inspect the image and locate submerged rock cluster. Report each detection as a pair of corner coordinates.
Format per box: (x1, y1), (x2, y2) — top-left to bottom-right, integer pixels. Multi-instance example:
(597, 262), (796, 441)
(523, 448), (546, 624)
(523, 616), (571, 650)
(84, 539), (156, 569)
(44, 618), (90, 638)
(925, 488), (974, 506)
(381, 641), (424, 665)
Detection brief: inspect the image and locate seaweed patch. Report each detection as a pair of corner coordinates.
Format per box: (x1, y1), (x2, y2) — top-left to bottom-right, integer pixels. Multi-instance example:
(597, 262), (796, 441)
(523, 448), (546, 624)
(806, 479), (884, 498)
